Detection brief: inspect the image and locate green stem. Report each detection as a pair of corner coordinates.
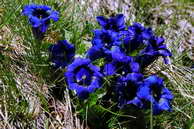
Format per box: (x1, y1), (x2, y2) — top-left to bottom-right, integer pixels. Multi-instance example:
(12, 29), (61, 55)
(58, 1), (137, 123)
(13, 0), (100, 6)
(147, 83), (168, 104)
(99, 105), (136, 119)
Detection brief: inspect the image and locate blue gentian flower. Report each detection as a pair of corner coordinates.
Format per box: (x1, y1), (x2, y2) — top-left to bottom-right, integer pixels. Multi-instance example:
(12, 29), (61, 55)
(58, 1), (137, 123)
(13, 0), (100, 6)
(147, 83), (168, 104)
(103, 56), (134, 76)
(122, 23), (153, 53)
(87, 29), (121, 60)
(49, 40), (75, 68)
(103, 47), (144, 108)
(86, 46), (104, 61)
(22, 4), (59, 39)
(65, 58), (103, 99)
(96, 14), (125, 32)
(137, 75), (174, 115)
(110, 46), (131, 63)
(103, 46), (138, 76)
(136, 36), (172, 68)
(116, 73), (144, 108)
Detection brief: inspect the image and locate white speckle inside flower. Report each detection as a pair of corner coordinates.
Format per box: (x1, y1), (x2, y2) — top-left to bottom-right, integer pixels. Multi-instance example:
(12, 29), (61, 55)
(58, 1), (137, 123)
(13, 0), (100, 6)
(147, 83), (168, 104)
(77, 79), (80, 83)
(82, 75), (87, 80)
(122, 71), (125, 75)
(105, 43), (108, 46)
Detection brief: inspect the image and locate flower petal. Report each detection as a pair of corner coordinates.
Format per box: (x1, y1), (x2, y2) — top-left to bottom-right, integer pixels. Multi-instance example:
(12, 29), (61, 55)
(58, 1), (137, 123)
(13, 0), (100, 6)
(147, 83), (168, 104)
(103, 62), (116, 76)
(96, 16), (107, 28)
(49, 40), (75, 68)
(86, 46), (103, 61)
(130, 62), (140, 73)
(65, 58), (103, 99)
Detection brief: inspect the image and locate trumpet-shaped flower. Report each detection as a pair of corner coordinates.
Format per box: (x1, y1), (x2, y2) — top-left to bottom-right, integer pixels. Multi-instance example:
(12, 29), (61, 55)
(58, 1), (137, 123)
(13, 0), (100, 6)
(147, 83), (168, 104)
(87, 29), (121, 60)
(96, 14), (126, 32)
(22, 4), (59, 39)
(137, 75), (173, 114)
(122, 23), (153, 53)
(116, 73), (144, 108)
(65, 58), (103, 99)
(103, 46), (138, 76)
(136, 36), (172, 68)
(49, 40), (75, 68)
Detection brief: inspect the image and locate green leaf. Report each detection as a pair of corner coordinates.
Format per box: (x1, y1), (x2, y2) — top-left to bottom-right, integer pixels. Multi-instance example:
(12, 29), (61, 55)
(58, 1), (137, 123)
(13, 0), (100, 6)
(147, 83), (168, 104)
(87, 88), (106, 107)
